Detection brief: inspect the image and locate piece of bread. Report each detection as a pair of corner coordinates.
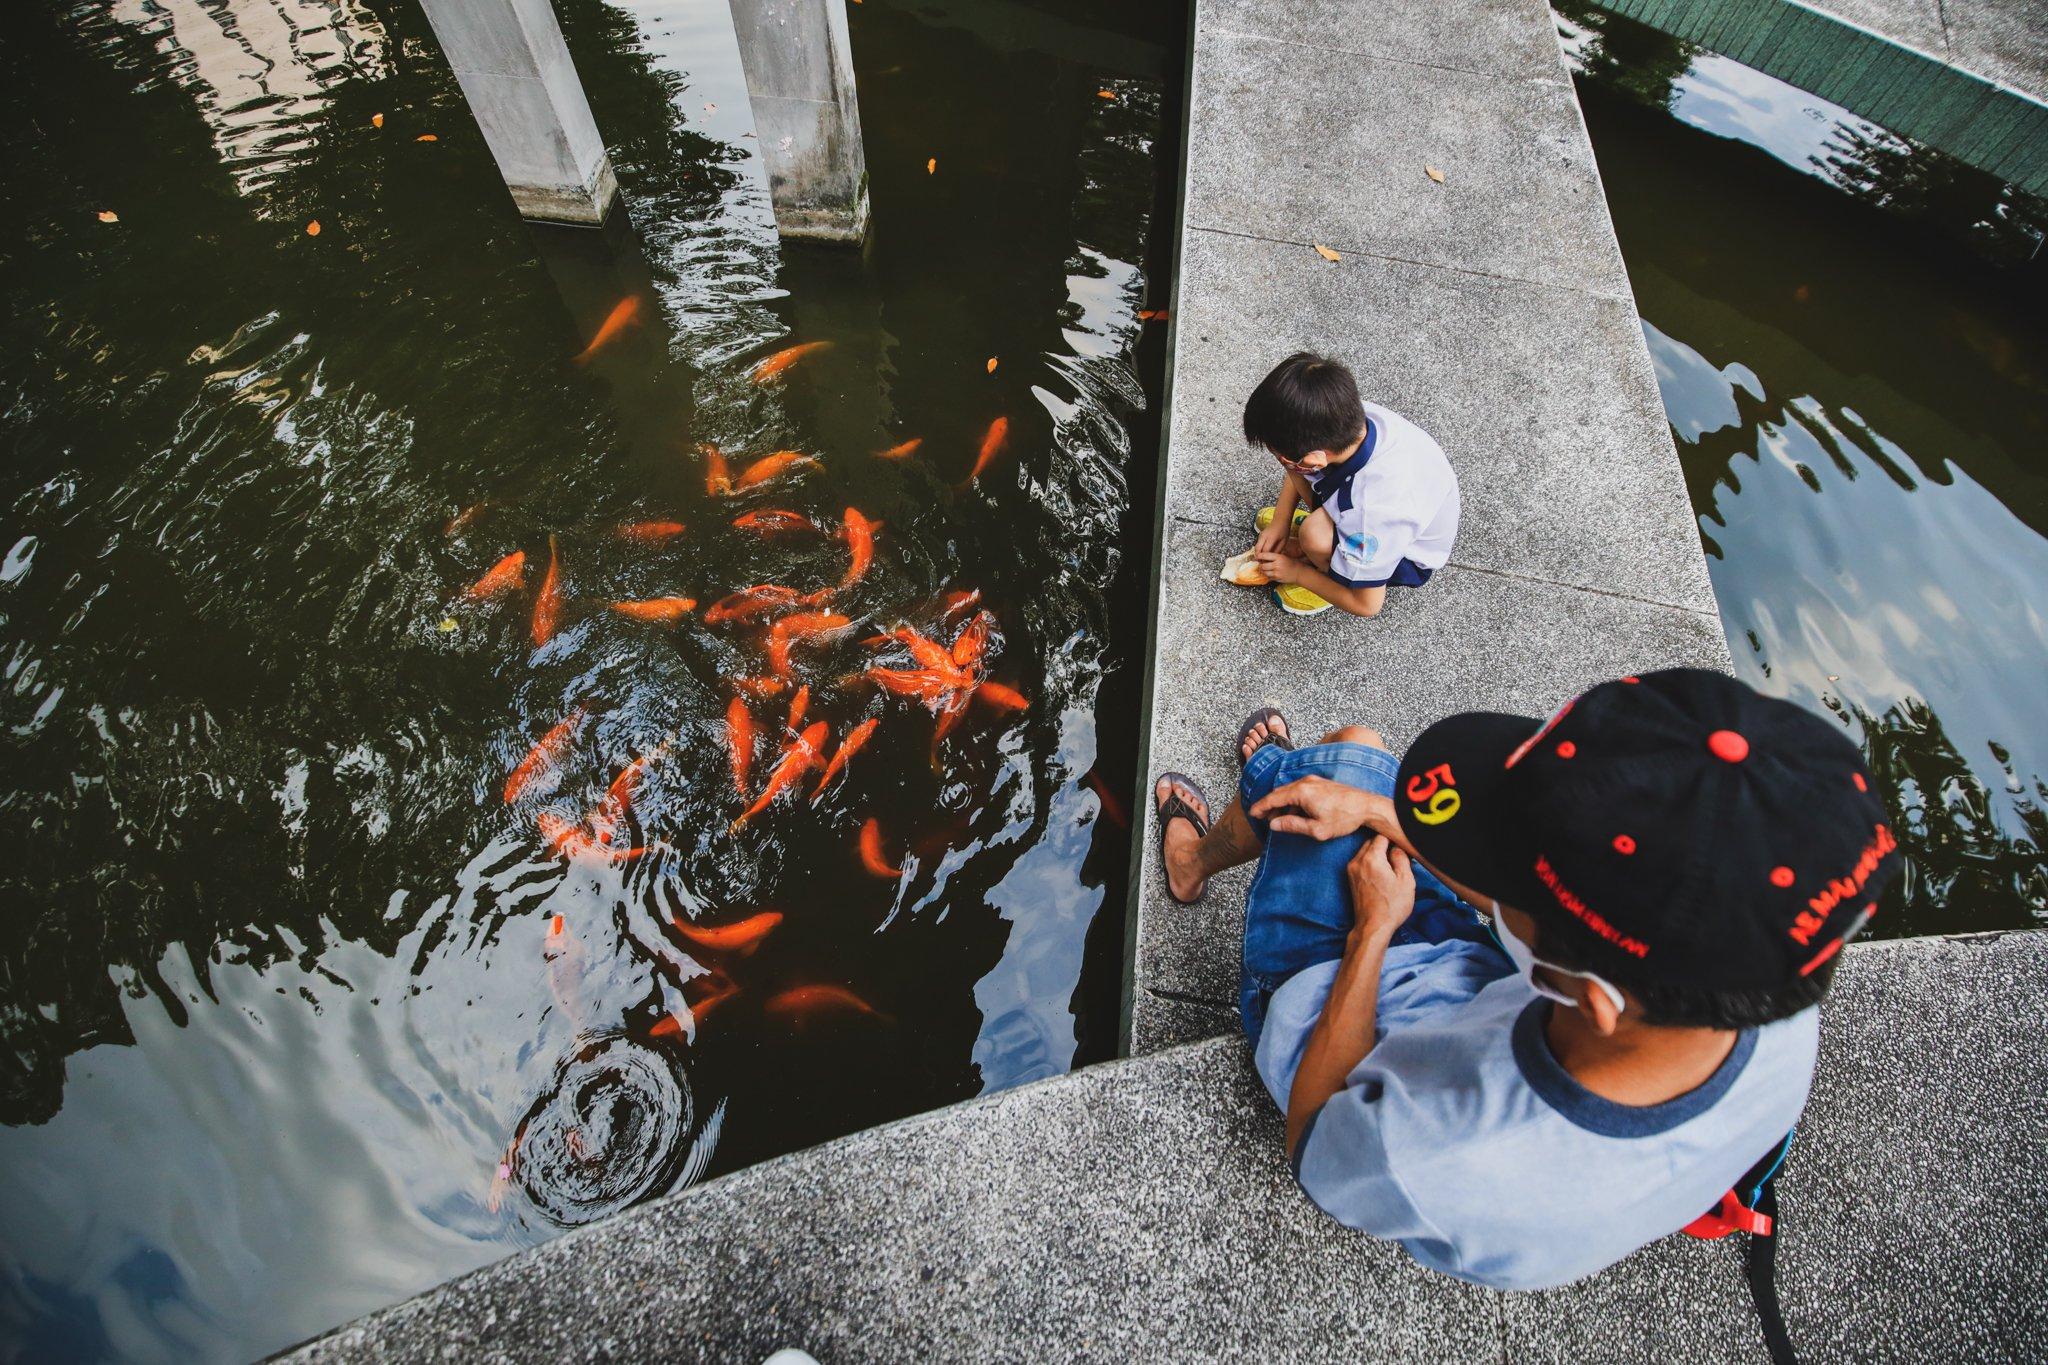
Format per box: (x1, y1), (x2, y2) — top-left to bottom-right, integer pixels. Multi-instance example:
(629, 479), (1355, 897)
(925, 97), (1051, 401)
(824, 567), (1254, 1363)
(1219, 550), (1269, 586)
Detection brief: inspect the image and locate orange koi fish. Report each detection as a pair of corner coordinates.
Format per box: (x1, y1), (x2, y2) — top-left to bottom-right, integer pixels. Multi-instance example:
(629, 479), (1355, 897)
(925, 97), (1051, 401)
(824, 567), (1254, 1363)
(504, 708), (584, 804)
(734, 450), (818, 491)
(536, 810), (597, 858)
(609, 597), (697, 623)
(888, 628), (967, 680)
(1137, 308), (1170, 322)
(732, 509), (816, 536)
(976, 682), (1029, 712)
(531, 535), (562, 646)
(651, 974), (740, 1037)
(671, 910), (782, 956)
(865, 666), (960, 702)
(875, 438), (922, 460)
(726, 696), (754, 795)
(840, 508), (879, 590)
(764, 983), (889, 1023)
(732, 675), (787, 699)
(951, 610), (994, 668)
(606, 754), (652, 817)
(930, 688), (972, 763)
(445, 501), (491, 537)
(573, 295), (643, 364)
(543, 911), (585, 1028)
(766, 611), (851, 677)
(1084, 770), (1129, 829)
(464, 550), (526, 601)
(749, 340), (831, 383)
(960, 416), (1009, 488)
(730, 721), (828, 830)
(617, 520), (685, 544)
(702, 443), (733, 497)
(811, 717), (878, 800)
(858, 817), (901, 877)
(786, 683), (810, 735)
(704, 584), (801, 625)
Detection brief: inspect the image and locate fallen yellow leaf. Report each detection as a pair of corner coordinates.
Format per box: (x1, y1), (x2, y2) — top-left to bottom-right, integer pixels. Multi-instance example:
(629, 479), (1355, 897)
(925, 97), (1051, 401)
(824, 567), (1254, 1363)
(1097, 89), (1115, 99)
(438, 617), (459, 633)
(372, 112), (384, 128)
(1425, 164), (1445, 183)
(1313, 243), (1341, 262)
(306, 219), (321, 236)
(926, 157), (936, 174)
(416, 133), (438, 143)
(986, 357), (998, 374)
(97, 210), (118, 223)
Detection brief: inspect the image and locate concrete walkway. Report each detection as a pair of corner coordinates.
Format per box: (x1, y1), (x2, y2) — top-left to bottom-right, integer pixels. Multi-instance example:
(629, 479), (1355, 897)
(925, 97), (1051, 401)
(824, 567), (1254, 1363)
(1126, 0), (1730, 1053)
(286, 932), (2048, 1361)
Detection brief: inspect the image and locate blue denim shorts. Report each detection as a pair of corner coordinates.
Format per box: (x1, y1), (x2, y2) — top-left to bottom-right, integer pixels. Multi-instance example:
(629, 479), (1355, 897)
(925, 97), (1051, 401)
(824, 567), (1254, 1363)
(1239, 739), (1492, 1045)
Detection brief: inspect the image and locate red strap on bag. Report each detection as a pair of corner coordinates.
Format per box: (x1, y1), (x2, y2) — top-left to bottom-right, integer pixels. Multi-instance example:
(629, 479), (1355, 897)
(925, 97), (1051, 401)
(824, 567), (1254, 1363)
(1684, 1188), (1774, 1240)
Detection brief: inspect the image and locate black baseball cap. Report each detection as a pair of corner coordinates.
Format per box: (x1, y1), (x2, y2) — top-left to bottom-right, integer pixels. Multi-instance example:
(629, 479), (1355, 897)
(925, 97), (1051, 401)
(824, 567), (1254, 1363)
(1395, 669), (1898, 994)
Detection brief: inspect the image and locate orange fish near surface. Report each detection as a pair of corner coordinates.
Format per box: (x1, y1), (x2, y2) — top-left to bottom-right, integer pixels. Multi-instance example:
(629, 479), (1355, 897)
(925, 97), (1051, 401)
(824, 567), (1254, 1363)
(812, 717), (878, 800)
(960, 416), (1009, 488)
(702, 443), (733, 497)
(606, 754), (653, 819)
(531, 535), (562, 646)
(504, 708), (584, 804)
(572, 295), (643, 364)
(734, 450), (818, 491)
(445, 501), (491, 537)
(750, 340), (832, 383)
(464, 550), (526, 601)
(764, 983), (890, 1024)
(671, 910), (782, 956)
(858, 817), (901, 877)
(1084, 770), (1130, 829)
(704, 584), (801, 625)
(766, 611), (850, 677)
(616, 520), (685, 544)
(865, 666), (960, 703)
(732, 509), (816, 536)
(786, 683), (811, 735)
(937, 588), (982, 625)
(732, 674), (787, 700)
(609, 597), (696, 623)
(840, 508), (879, 590)
(875, 438), (922, 460)
(976, 681), (1029, 712)
(730, 721), (828, 830)
(726, 696), (755, 795)
(951, 610), (994, 668)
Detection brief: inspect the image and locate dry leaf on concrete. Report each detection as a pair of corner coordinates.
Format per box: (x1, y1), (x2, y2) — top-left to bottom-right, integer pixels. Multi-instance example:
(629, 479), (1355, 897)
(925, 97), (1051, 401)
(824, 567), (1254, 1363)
(1425, 164), (1445, 183)
(1313, 243), (1341, 262)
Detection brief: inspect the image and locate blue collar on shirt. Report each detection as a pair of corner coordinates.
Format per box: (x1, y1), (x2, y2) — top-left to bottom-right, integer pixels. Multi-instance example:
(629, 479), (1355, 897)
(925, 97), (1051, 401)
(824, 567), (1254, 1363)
(1307, 416), (1376, 514)
(1510, 1000), (1758, 1138)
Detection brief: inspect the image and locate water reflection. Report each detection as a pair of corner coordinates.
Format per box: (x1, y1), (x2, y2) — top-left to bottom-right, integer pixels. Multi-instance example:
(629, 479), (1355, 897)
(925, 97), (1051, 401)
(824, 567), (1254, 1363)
(0, 0), (1178, 1355)
(1563, 3), (2048, 935)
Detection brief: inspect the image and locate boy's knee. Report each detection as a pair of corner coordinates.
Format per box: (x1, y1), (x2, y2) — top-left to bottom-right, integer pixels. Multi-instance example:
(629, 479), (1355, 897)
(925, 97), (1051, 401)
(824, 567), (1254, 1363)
(1299, 511), (1335, 556)
(1321, 724), (1386, 750)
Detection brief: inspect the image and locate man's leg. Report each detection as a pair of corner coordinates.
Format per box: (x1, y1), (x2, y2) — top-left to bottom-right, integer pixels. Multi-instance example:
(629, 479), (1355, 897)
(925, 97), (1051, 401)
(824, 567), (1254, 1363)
(1157, 779), (1261, 905)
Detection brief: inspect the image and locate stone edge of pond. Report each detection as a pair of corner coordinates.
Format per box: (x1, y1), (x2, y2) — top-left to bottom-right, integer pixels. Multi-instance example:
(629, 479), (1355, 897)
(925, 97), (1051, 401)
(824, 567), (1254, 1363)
(278, 929), (2048, 1362)
(1121, 0), (1733, 1055)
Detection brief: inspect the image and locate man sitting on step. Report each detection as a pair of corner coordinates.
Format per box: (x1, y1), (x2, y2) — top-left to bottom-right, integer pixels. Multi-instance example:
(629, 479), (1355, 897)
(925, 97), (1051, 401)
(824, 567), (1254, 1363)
(1148, 669), (1897, 1288)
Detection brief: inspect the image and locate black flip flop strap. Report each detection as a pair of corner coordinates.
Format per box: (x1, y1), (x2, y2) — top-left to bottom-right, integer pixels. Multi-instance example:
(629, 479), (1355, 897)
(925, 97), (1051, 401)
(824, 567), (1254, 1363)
(1158, 793), (1209, 839)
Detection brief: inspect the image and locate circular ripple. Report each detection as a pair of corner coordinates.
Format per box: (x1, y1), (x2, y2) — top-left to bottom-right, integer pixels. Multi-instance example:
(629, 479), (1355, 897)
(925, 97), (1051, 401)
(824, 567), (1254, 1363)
(513, 1030), (692, 1227)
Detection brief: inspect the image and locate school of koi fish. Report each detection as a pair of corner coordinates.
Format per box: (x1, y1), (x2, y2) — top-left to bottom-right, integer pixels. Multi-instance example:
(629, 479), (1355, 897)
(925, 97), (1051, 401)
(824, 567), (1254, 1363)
(453, 332), (1041, 1210)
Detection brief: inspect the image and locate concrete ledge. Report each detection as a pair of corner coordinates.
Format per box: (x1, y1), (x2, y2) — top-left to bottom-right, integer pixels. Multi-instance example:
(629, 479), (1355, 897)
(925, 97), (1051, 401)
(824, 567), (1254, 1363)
(285, 932), (2048, 1361)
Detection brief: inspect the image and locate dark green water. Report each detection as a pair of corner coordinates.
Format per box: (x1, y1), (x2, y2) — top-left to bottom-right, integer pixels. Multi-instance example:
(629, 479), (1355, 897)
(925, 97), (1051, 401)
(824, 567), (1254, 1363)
(1562, 5), (2048, 938)
(0, 0), (1179, 1356)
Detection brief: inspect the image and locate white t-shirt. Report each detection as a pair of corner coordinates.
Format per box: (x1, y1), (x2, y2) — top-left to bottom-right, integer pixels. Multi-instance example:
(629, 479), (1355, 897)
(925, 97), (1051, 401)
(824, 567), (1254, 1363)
(1305, 402), (1459, 588)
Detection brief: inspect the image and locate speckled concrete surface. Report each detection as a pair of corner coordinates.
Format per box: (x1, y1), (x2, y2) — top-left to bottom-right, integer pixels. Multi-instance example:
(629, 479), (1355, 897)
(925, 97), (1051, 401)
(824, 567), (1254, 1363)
(286, 933), (2048, 1362)
(1127, 0), (1724, 1051)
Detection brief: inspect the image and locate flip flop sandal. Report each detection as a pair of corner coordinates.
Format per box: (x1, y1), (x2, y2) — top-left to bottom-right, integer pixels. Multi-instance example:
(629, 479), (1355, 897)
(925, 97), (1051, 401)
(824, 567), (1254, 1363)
(1236, 706), (1294, 768)
(1153, 771), (1211, 906)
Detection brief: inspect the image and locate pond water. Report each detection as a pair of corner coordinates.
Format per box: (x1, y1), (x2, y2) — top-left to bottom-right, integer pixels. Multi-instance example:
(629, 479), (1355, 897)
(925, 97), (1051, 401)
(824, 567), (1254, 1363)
(1560, 4), (2048, 938)
(0, 0), (1180, 1357)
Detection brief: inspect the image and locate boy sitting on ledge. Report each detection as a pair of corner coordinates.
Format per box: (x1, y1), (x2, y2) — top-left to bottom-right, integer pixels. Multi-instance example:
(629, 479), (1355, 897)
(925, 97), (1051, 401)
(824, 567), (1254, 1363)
(1230, 352), (1460, 617)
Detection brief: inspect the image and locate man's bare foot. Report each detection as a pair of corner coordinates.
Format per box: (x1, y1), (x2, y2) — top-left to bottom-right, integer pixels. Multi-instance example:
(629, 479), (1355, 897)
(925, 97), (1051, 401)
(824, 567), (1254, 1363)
(1239, 713), (1291, 764)
(1156, 775), (1210, 903)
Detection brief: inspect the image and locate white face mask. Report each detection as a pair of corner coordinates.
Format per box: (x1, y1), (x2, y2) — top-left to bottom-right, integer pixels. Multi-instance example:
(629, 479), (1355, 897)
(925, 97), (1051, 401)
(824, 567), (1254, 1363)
(1491, 901), (1626, 1015)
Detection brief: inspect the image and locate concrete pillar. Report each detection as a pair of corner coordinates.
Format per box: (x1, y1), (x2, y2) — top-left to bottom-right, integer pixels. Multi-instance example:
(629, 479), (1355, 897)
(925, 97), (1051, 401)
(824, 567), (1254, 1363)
(727, 0), (870, 243)
(415, 0), (619, 225)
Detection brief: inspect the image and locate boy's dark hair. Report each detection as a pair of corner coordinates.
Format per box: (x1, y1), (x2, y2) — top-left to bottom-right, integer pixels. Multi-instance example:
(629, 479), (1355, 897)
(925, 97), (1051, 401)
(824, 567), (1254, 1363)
(1242, 352), (1364, 460)
(1532, 921), (1836, 1030)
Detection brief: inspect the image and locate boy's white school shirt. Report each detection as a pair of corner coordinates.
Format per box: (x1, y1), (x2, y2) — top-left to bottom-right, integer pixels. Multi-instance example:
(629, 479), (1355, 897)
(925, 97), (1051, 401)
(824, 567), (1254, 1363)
(1306, 402), (1460, 587)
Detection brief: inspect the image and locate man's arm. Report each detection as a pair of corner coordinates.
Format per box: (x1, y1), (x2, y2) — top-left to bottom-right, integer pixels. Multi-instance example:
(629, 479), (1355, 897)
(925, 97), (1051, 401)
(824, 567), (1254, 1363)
(1285, 837), (1415, 1159)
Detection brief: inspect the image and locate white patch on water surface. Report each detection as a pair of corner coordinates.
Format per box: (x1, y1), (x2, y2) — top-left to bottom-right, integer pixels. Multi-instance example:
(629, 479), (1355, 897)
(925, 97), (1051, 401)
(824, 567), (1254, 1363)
(1, 535), (38, 585)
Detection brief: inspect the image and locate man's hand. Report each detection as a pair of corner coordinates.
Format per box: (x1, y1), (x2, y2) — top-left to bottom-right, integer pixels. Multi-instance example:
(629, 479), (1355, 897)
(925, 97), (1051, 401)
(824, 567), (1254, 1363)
(1347, 835), (1415, 944)
(1249, 775), (1378, 841)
